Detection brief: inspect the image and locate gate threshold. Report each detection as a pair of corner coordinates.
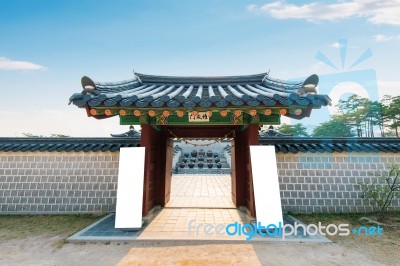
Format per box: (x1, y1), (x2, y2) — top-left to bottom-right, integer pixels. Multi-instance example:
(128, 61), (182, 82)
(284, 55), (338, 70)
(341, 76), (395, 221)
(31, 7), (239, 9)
(67, 209), (330, 243)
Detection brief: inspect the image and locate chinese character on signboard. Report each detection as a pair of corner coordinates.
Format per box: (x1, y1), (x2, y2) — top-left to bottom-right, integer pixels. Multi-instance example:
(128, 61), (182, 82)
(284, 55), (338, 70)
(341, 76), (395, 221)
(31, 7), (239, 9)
(188, 111), (209, 122)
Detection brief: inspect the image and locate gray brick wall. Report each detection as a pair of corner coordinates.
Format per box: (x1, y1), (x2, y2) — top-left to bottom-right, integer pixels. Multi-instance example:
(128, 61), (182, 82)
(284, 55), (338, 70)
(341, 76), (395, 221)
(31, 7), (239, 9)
(276, 152), (400, 213)
(0, 151), (119, 214)
(1, 150), (400, 214)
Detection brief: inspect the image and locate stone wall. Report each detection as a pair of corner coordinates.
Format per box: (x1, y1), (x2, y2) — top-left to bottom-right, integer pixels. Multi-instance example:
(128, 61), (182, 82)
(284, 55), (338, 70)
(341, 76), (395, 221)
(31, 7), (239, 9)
(276, 152), (400, 213)
(1, 149), (400, 214)
(0, 151), (119, 214)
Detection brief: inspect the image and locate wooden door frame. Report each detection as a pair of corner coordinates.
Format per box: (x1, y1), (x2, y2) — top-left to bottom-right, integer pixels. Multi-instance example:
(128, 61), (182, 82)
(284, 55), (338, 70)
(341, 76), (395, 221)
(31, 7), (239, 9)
(140, 125), (258, 217)
(162, 138), (173, 205)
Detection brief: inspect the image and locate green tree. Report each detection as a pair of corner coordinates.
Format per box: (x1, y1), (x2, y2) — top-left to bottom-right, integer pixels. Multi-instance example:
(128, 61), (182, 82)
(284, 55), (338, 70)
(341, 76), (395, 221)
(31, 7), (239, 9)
(22, 133), (70, 138)
(366, 101), (384, 137)
(22, 133), (45, 138)
(50, 134), (70, 138)
(381, 95), (400, 137)
(361, 163), (400, 221)
(337, 95), (370, 137)
(308, 93), (399, 138)
(336, 94), (385, 137)
(312, 117), (355, 137)
(277, 123), (309, 137)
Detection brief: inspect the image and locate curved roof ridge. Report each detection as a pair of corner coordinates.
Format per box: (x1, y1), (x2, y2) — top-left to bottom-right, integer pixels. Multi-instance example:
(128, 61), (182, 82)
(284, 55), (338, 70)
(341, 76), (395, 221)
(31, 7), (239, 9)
(134, 72), (268, 84)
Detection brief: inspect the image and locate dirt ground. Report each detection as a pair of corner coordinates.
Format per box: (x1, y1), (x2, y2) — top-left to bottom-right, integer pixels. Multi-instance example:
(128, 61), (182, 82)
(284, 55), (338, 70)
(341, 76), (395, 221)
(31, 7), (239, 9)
(1, 214), (399, 266)
(0, 234), (397, 265)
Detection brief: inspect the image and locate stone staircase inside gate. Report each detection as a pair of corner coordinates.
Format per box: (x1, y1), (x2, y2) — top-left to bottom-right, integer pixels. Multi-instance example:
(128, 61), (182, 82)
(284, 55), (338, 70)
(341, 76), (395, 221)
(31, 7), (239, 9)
(173, 145), (231, 174)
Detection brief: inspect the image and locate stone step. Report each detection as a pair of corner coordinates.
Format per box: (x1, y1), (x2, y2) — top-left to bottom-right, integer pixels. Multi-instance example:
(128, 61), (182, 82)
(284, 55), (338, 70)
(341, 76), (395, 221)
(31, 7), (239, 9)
(175, 163), (230, 169)
(175, 168), (231, 174)
(175, 151), (231, 172)
(177, 157), (228, 163)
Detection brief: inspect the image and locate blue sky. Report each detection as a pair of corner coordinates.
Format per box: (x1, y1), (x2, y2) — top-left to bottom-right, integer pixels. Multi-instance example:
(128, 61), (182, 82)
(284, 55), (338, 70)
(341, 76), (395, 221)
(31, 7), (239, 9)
(1, 0), (399, 136)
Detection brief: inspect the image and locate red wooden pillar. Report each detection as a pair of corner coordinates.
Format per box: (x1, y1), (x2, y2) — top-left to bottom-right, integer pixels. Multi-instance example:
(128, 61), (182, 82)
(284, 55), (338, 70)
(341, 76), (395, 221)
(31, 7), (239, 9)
(245, 124), (259, 217)
(161, 138), (173, 206)
(156, 133), (173, 207)
(233, 125), (259, 217)
(233, 128), (245, 207)
(140, 125), (166, 216)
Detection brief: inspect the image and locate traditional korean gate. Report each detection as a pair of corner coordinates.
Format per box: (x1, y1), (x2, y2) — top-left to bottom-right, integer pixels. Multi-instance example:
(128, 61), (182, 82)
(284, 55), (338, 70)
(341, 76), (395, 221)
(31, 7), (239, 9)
(69, 72), (328, 219)
(139, 124), (259, 217)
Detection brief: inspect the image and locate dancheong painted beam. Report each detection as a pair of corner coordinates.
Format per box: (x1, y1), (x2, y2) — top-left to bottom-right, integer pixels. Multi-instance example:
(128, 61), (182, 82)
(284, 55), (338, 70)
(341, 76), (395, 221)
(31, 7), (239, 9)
(69, 71), (331, 126)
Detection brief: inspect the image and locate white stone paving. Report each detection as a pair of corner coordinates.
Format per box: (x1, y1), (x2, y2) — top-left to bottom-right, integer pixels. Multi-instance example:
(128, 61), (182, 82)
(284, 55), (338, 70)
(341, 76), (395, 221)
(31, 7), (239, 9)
(166, 174), (234, 208)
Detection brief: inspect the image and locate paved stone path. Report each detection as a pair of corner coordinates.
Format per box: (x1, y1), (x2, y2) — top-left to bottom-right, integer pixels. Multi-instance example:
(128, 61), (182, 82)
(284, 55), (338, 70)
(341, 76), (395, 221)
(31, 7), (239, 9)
(139, 207), (251, 240)
(139, 174), (251, 240)
(166, 174), (234, 208)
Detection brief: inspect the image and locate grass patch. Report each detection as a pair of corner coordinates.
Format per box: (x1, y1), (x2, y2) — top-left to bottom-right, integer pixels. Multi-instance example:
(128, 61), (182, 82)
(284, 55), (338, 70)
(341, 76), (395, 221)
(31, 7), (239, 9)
(293, 212), (400, 227)
(293, 212), (365, 225)
(0, 214), (103, 243)
(292, 212), (400, 245)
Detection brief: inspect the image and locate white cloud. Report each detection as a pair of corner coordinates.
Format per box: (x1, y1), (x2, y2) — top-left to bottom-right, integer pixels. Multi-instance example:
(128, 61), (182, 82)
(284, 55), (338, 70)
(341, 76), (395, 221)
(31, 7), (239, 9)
(248, 0), (400, 26)
(330, 42), (358, 49)
(330, 42), (341, 49)
(373, 34), (397, 42)
(0, 57), (45, 71)
(309, 61), (326, 73)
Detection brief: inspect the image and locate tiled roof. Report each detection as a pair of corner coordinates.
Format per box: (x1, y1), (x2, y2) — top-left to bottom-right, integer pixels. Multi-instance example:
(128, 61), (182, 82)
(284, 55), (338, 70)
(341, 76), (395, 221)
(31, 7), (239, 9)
(69, 73), (331, 109)
(1, 137), (400, 153)
(0, 138), (140, 152)
(260, 137), (400, 153)
(259, 127), (292, 137)
(110, 126), (141, 138)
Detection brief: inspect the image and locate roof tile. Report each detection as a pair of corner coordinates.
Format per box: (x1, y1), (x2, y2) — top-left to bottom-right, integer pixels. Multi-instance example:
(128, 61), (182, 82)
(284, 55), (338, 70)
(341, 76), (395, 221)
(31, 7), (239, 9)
(70, 73), (331, 110)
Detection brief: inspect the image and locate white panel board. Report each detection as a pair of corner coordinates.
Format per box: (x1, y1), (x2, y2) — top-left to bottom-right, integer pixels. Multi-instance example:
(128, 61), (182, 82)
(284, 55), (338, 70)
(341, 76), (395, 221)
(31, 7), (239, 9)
(250, 145), (283, 226)
(115, 147), (146, 229)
